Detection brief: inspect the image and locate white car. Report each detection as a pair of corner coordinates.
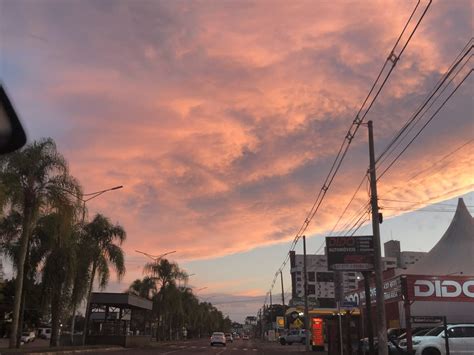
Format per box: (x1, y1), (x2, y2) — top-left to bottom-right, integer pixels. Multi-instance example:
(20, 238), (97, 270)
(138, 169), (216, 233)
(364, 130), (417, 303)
(398, 324), (474, 355)
(210, 332), (226, 346)
(20, 331), (36, 343)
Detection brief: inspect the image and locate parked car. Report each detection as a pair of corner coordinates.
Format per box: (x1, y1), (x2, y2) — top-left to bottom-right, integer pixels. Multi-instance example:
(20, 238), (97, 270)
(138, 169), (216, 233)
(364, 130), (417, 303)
(279, 329), (306, 345)
(37, 327), (52, 339)
(242, 334), (249, 340)
(20, 331), (36, 343)
(225, 333), (233, 343)
(388, 328), (433, 354)
(234, 334), (240, 340)
(210, 332), (226, 346)
(361, 328), (406, 353)
(398, 324), (474, 355)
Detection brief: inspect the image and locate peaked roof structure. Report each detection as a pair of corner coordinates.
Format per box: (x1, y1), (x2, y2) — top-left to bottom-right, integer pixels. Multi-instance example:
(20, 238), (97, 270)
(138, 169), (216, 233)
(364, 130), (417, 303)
(405, 198), (474, 275)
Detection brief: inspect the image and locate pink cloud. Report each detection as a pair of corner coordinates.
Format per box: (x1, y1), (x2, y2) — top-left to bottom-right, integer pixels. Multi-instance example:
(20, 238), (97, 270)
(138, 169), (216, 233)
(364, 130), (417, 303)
(2, 0), (472, 271)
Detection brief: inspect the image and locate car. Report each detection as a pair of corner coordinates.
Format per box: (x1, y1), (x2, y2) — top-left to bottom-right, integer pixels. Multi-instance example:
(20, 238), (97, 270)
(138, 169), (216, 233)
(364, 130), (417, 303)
(361, 328), (406, 353)
(37, 327), (52, 340)
(388, 328), (433, 354)
(20, 331), (36, 343)
(225, 333), (233, 342)
(398, 324), (474, 355)
(234, 334), (240, 340)
(242, 334), (249, 340)
(279, 329), (306, 345)
(210, 332), (226, 346)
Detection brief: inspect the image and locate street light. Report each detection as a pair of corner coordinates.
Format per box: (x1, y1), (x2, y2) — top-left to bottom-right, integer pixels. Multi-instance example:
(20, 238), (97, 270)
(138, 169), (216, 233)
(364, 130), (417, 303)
(135, 250), (176, 261)
(62, 185), (124, 344)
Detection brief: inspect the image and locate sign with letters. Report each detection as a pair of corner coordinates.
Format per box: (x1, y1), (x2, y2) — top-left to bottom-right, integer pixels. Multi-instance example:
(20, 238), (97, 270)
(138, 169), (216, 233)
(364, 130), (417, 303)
(407, 275), (474, 302)
(326, 236), (375, 271)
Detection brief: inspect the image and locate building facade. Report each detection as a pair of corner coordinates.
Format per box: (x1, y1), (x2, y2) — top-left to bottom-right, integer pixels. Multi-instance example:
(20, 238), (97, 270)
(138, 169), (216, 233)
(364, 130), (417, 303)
(289, 248), (402, 307)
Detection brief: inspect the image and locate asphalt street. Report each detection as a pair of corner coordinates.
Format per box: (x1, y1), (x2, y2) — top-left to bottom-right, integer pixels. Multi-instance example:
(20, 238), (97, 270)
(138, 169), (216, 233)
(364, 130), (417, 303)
(74, 339), (319, 354)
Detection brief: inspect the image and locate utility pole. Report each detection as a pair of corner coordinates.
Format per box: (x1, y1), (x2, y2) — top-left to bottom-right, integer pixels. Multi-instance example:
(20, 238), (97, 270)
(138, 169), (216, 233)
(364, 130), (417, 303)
(280, 270), (285, 306)
(303, 235), (311, 351)
(270, 290), (273, 306)
(363, 271), (375, 355)
(367, 120), (388, 355)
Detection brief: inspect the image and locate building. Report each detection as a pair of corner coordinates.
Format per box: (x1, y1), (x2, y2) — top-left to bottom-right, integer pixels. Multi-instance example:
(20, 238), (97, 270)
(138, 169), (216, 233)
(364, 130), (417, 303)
(289, 251), (398, 307)
(384, 240), (427, 269)
(345, 198), (474, 329)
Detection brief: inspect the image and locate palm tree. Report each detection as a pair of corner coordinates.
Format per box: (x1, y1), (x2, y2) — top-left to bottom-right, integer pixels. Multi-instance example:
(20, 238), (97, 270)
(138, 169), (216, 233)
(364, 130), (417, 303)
(81, 214), (126, 343)
(0, 138), (82, 348)
(127, 277), (156, 299)
(36, 209), (78, 346)
(144, 259), (187, 340)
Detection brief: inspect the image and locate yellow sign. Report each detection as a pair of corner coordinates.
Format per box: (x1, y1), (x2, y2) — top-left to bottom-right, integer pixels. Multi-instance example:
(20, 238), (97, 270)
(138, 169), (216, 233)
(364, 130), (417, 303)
(292, 318), (304, 329)
(277, 316), (285, 328)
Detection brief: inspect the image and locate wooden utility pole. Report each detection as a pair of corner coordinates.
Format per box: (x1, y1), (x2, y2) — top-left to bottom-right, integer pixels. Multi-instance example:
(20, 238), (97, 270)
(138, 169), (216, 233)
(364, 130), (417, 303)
(363, 271), (375, 355)
(303, 235), (311, 351)
(280, 270), (285, 306)
(367, 121), (388, 355)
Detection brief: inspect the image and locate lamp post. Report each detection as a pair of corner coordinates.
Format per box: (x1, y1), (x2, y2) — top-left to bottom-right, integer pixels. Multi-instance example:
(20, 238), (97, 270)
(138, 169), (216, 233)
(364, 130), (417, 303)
(63, 185), (123, 345)
(135, 250), (176, 262)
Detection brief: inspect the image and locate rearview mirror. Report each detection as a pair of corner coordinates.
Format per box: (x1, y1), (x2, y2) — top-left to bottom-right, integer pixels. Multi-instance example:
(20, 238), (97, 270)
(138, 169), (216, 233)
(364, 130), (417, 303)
(0, 84), (27, 154)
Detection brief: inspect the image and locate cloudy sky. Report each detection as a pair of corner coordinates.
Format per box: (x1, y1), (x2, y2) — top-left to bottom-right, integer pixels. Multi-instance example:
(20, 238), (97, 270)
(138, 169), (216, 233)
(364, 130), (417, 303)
(1, 0), (472, 322)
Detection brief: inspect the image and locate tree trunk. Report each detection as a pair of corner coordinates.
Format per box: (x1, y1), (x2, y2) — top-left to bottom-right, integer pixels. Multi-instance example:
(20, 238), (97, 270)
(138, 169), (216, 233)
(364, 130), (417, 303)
(16, 272), (28, 347)
(9, 202), (33, 349)
(81, 261), (97, 345)
(50, 285), (62, 347)
(70, 304), (77, 345)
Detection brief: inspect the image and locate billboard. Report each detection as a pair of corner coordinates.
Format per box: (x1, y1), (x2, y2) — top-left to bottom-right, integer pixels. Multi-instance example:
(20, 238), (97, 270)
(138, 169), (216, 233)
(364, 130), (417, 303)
(326, 235), (374, 271)
(406, 275), (474, 302)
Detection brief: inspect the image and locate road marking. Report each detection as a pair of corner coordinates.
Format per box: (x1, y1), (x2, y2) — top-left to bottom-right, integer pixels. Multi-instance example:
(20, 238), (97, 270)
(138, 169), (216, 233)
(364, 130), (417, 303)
(252, 349), (258, 351)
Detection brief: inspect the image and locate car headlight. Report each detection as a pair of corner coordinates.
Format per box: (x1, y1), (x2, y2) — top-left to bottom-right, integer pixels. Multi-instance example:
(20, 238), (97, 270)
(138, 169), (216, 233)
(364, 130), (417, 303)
(398, 340), (407, 347)
(412, 340), (421, 345)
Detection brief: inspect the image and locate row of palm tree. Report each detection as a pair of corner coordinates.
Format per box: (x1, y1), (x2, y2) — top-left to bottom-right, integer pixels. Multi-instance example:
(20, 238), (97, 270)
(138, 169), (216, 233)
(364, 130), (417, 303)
(0, 138), (127, 348)
(128, 259), (232, 340)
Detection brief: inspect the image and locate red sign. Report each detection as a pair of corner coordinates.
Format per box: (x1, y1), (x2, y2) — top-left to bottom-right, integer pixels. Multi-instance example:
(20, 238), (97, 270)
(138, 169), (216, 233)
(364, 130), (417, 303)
(312, 318), (324, 346)
(407, 275), (474, 302)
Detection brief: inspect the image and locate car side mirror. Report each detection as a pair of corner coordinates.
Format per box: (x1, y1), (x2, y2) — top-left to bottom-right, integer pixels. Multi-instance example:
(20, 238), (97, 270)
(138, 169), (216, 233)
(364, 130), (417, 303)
(0, 84), (27, 154)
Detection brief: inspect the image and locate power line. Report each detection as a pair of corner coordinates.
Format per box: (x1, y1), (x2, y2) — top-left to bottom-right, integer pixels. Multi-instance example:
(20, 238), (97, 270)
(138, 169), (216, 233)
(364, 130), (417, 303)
(376, 39), (473, 167)
(377, 68), (473, 180)
(381, 138), (473, 197)
(262, 0), (432, 307)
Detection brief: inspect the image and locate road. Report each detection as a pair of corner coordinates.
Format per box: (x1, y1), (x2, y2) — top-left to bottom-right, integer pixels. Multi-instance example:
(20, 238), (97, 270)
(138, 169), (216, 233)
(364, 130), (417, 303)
(82, 339), (319, 354)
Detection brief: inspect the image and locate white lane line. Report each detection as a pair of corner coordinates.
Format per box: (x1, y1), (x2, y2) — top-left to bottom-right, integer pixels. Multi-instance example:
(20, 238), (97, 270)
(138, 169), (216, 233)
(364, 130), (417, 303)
(252, 349), (258, 352)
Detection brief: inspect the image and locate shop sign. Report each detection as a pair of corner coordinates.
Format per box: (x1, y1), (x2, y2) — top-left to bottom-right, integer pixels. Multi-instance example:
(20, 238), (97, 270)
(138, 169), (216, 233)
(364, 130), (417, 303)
(407, 275), (474, 302)
(344, 276), (402, 305)
(312, 317), (324, 347)
(411, 316), (444, 324)
(326, 236), (374, 271)
(276, 316), (285, 328)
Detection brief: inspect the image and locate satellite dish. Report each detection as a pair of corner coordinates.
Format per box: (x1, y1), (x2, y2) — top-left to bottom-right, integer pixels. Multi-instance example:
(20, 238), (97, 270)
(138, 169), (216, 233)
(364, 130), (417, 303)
(0, 83), (27, 154)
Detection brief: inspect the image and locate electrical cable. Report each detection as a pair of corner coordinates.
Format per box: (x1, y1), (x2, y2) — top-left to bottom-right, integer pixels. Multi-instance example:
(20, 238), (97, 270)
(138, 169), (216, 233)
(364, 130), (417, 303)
(377, 68), (473, 180)
(262, 0), (432, 307)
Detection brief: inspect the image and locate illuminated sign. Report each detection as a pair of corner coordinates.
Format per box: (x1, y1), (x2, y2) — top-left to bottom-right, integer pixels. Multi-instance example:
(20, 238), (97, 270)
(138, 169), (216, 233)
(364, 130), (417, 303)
(276, 316), (285, 328)
(312, 318), (324, 347)
(326, 236), (374, 271)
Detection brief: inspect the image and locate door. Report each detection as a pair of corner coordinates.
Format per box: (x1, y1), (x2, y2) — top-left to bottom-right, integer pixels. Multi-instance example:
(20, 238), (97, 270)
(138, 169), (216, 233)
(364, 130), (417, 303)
(447, 326), (466, 354)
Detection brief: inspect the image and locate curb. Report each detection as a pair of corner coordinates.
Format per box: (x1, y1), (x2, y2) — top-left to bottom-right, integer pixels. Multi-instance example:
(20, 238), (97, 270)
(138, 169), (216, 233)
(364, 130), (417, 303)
(1, 346), (126, 355)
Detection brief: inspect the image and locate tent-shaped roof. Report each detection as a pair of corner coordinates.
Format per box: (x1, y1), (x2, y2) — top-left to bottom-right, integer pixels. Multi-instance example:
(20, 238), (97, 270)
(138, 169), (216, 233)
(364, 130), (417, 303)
(405, 198), (474, 275)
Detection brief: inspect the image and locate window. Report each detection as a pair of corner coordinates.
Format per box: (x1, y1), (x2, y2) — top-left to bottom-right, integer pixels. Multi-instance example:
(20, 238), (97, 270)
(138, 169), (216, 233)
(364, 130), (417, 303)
(463, 327), (474, 337)
(317, 272), (334, 282)
(448, 327), (465, 338)
(308, 284), (316, 294)
(308, 272), (315, 282)
(297, 277), (301, 282)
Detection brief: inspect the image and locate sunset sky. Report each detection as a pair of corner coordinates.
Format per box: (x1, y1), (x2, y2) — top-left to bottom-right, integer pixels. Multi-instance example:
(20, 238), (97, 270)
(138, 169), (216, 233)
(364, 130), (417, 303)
(1, 0), (472, 322)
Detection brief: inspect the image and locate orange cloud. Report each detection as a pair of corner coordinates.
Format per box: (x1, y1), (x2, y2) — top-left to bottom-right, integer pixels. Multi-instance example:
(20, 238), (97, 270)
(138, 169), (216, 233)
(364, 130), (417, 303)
(2, 0), (472, 271)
